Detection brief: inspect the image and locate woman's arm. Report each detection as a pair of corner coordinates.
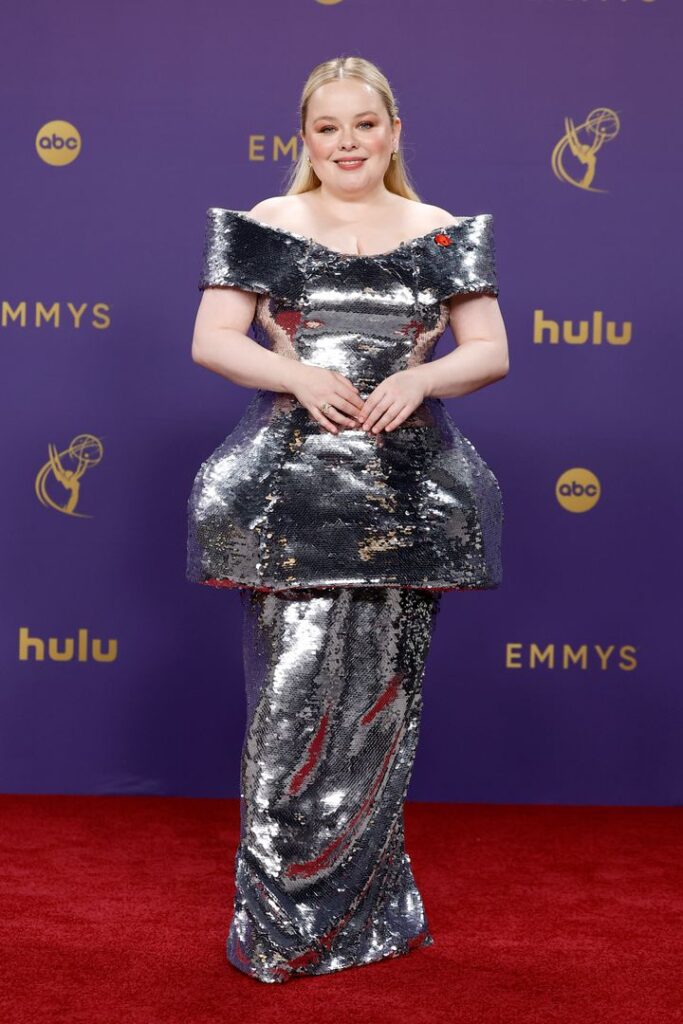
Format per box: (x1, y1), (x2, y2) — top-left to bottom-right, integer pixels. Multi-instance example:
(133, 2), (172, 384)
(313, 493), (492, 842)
(412, 293), (509, 400)
(191, 287), (297, 393)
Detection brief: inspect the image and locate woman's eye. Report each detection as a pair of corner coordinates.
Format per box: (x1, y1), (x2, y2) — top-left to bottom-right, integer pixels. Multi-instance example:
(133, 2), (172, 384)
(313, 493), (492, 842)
(319, 122), (375, 133)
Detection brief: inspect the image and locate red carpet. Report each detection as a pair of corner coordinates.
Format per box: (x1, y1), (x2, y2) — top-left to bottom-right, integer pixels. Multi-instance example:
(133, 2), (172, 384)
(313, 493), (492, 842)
(2, 795), (681, 1024)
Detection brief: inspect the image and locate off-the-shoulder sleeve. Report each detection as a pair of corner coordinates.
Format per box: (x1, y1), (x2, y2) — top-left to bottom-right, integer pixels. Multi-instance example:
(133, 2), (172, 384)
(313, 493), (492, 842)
(198, 207), (308, 303)
(419, 213), (499, 302)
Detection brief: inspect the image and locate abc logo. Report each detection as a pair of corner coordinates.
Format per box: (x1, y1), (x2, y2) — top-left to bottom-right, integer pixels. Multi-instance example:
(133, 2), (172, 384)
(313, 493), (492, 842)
(556, 468), (601, 512)
(35, 120), (81, 166)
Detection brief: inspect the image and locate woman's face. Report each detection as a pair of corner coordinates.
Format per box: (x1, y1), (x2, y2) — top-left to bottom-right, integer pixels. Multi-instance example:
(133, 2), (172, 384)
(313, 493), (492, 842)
(301, 78), (400, 193)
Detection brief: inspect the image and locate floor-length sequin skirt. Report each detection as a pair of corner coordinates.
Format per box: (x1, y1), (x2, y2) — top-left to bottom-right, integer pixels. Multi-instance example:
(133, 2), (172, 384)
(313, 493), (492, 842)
(227, 585), (442, 983)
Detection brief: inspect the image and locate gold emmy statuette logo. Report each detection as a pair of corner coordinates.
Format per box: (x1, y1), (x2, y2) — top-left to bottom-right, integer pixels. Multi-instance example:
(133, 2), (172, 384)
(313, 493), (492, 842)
(556, 468), (601, 512)
(35, 120), (81, 166)
(34, 433), (104, 517)
(551, 108), (620, 192)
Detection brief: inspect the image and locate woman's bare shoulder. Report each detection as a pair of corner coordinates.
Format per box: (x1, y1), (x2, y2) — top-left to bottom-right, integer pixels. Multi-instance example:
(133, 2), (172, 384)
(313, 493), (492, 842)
(380, 198), (460, 233)
(247, 196), (306, 229)
(411, 201), (460, 228)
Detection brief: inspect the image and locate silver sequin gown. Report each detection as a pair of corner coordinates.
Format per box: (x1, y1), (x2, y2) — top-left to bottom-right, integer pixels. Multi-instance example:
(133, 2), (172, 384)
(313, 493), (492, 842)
(187, 207), (503, 983)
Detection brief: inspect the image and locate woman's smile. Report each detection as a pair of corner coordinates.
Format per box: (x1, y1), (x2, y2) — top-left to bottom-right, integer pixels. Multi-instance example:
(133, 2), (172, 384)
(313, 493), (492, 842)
(334, 157), (367, 170)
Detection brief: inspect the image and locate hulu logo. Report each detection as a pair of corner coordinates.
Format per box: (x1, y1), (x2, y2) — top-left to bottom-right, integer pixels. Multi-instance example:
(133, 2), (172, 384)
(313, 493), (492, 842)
(18, 627), (117, 662)
(533, 310), (631, 346)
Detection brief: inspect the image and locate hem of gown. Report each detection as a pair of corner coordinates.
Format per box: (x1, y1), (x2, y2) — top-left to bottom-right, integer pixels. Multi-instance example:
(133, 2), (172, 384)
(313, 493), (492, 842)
(192, 576), (499, 593)
(227, 926), (435, 984)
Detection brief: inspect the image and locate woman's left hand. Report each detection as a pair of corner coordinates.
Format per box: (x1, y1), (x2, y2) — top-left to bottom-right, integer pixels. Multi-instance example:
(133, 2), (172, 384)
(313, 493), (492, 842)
(356, 369), (428, 434)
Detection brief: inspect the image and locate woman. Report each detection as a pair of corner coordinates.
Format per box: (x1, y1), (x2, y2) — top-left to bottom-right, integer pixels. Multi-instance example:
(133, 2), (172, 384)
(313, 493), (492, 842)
(188, 55), (509, 984)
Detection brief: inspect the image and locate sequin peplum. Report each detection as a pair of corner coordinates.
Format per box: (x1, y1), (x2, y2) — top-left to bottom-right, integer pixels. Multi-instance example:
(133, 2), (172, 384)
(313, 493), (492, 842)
(187, 207), (503, 593)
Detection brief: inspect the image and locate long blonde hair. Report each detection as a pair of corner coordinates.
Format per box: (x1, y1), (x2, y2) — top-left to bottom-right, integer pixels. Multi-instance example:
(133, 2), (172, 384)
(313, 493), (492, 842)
(283, 56), (421, 202)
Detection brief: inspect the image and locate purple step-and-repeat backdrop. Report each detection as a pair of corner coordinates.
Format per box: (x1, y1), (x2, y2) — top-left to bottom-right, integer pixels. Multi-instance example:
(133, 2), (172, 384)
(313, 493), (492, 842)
(2, 0), (681, 804)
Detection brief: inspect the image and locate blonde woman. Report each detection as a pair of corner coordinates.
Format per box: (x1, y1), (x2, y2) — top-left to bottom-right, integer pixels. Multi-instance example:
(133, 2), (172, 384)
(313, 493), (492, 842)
(188, 55), (509, 983)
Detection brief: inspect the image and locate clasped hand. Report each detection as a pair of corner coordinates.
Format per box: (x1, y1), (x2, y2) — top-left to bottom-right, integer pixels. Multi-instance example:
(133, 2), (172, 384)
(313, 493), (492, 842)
(355, 370), (427, 434)
(289, 364), (428, 435)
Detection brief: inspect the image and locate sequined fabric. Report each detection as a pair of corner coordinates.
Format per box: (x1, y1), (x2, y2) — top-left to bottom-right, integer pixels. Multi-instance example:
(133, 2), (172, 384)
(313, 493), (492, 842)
(187, 207), (503, 593)
(230, 585), (441, 983)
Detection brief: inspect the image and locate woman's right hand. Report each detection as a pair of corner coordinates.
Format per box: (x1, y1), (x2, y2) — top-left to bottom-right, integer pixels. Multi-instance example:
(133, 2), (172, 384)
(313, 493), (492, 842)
(283, 363), (365, 434)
